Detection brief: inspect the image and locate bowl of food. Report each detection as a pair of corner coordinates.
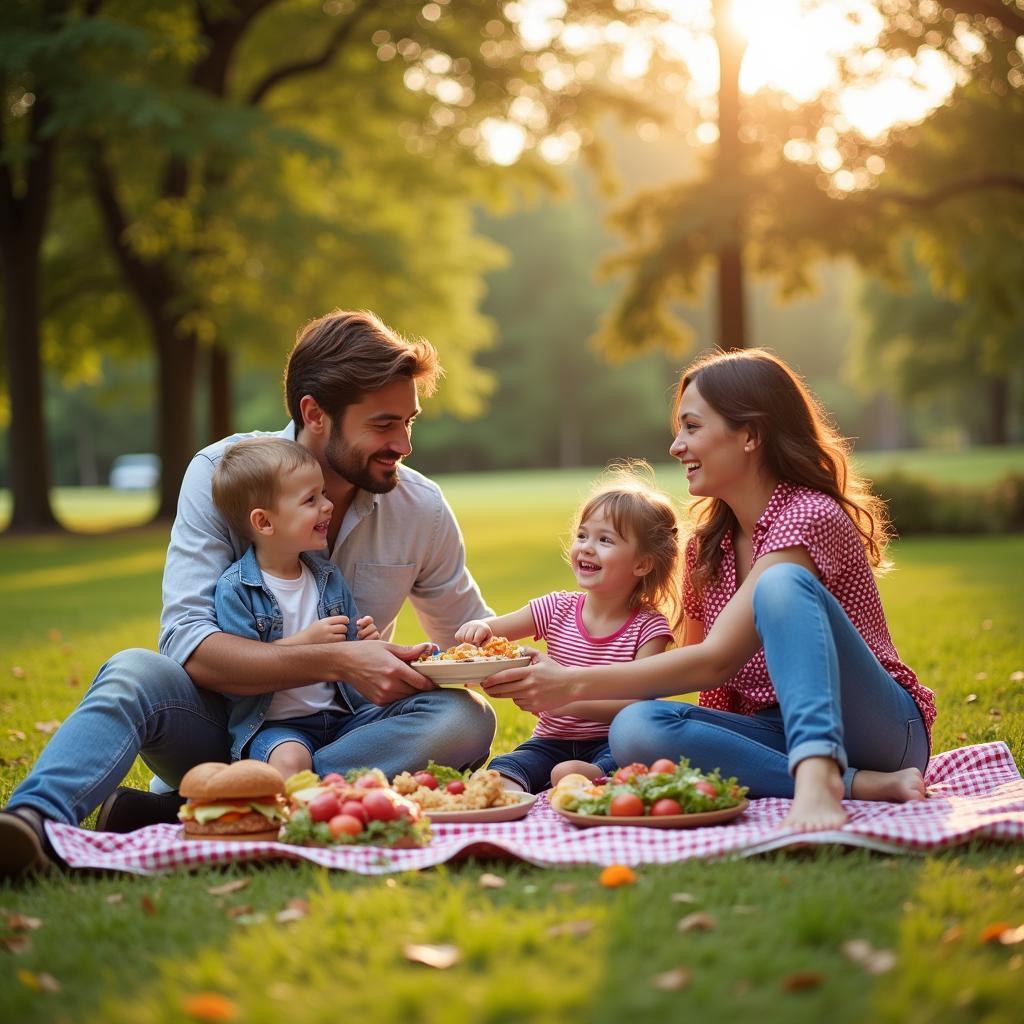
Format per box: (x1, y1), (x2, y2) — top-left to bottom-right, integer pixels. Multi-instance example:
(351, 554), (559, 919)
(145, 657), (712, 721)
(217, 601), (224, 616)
(414, 637), (530, 685)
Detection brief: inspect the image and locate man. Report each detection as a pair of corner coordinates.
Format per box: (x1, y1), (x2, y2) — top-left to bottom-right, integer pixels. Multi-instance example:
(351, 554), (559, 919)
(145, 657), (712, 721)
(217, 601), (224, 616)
(0, 310), (496, 879)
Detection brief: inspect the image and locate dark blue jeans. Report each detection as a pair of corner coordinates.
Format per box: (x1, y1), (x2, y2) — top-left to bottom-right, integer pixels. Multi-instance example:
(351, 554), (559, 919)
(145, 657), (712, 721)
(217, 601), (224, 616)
(609, 564), (929, 798)
(489, 736), (616, 794)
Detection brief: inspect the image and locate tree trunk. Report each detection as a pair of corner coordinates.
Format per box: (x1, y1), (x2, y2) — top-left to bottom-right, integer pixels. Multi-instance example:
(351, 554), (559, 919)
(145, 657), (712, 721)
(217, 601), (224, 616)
(151, 319), (199, 520)
(985, 375), (1009, 445)
(209, 344), (232, 443)
(1, 232), (61, 532)
(713, 1), (748, 350)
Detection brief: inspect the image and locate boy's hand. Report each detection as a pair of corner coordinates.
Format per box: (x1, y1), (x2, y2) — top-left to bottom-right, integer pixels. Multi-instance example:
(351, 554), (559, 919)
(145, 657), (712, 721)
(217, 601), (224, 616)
(282, 615), (351, 646)
(355, 615), (380, 641)
(455, 619), (492, 645)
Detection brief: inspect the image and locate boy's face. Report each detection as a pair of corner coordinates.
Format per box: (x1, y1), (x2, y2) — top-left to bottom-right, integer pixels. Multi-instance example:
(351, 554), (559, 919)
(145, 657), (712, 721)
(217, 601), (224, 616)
(324, 378), (420, 493)
(260, 463), (333, 557)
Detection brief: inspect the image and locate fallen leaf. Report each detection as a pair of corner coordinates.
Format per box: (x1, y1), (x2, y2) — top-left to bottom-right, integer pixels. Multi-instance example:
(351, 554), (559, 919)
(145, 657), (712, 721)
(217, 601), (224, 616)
(1014, 865), (1024, 877)
(11, 666), (25, 679)
(33, 720), (60, 735)
(651, 967), (690, 991)
(47, 629), (61, 644)
(17, 969), (60, 993)
(957, 733), (969, 743)
(965, 693), (978, 704)
(225, 905), (253, 919)
(999, 925), (1024, 946)
(841, 939), (873, 963)
(1009, 955), (1023, 971)
(105, 894), (124, 905)
(546, 919), (594, 939)
(863, 950), (897, 974)
(974, 672), (988, 681)
(989, 708), (1002, 718)
(599, 864), (636, 888)
(5, 913), (42, 931)
(182, 992), (238, 1021)
(402, 943), (460, 969)
(1011, 671), (1024, 682)
(981, 619), (993, 630)
(678, 912), (715, 933)
(1, 936), (30, 955)
(67, 675), (80, 687)
(274, 899), (309, 924)
(205, 879), (252, 897)
(7, 730), (26, 742)
(941, 925), (963, 944)
(267, 982), (293, 1001)
(671, 892), (697, 904)
(782, 972), (823, 991)
(478, 873), (506, 889)
(141, 895), (159, 916)
(980, 922), (1013, 944)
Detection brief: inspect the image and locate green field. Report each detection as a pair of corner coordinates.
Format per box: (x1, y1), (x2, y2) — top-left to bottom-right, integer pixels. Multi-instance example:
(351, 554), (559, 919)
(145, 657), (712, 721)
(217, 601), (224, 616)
(1, 470), (1023, 1024)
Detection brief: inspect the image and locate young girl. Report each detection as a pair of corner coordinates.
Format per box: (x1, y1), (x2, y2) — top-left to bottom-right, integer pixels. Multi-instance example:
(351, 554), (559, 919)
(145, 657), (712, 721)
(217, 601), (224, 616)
(482, 349), (935, 831)
(457, 465), (680, 793)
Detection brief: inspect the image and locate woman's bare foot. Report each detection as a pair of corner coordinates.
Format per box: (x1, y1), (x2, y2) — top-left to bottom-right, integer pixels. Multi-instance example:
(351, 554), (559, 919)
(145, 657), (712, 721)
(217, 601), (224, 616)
(850, 767), (926, 803)
(780, 757), (847, 832)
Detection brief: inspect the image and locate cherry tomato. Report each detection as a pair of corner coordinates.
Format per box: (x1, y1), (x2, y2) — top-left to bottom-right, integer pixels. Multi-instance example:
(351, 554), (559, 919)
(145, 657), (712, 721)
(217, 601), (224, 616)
(340, 800), (368, 824)
(446, 780), (466, 795)
(695, 781), (718, 798)
(321, 773), (344, 785)
(362, 790), (399, 822)
(413, 771), (439, 790)
(613, 763), (649, 784)
(609, 793), (645, 817)
(591, 776), (609, 786)
(355, 773), (384, 789)
(328, 814), (364, 838)
(651, 798), (683, 816)
(649, 758), (677, 776)
(307, 792), (341, 823)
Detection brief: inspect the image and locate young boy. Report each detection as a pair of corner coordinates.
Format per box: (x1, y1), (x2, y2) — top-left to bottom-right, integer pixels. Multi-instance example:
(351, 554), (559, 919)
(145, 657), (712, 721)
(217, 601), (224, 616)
(211, 437), (379, 778)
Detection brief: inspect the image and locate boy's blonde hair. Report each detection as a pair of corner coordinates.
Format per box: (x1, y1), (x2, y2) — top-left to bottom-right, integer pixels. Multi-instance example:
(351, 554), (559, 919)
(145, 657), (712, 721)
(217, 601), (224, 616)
(571, 460), (682, 636)
(212, 438), (320, 540)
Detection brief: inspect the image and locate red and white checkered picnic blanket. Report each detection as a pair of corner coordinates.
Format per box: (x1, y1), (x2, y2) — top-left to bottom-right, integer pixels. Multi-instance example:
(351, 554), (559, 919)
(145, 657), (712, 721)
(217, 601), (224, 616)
(47, 742), (1024, 875)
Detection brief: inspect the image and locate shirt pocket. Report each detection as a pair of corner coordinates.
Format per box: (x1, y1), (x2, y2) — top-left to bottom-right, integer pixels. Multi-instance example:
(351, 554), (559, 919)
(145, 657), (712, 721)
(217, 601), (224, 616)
(351, 562), (417, 635)
(253, 614), (282, 643)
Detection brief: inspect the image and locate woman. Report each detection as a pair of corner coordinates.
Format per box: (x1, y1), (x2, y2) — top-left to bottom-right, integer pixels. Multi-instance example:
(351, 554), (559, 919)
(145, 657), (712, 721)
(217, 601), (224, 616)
(483, 349), (934, 831)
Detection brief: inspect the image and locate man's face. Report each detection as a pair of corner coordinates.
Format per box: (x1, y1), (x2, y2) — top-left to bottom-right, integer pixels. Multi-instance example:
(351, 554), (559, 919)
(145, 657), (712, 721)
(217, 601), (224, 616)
(324, 378), (420, 493)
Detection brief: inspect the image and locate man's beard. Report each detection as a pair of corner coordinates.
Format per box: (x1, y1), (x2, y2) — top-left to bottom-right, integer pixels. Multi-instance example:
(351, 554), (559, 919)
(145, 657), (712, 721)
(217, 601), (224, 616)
(325, 429), (402, 494)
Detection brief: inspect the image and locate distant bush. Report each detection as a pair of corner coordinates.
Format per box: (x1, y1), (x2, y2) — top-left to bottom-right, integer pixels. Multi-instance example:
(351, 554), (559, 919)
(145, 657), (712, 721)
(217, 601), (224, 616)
(872, 472), (1024, 535)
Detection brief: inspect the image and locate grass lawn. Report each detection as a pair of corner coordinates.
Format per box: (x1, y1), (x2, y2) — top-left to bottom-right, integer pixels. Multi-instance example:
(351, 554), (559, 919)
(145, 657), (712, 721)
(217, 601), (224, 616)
(1, 472), (1023, 1024)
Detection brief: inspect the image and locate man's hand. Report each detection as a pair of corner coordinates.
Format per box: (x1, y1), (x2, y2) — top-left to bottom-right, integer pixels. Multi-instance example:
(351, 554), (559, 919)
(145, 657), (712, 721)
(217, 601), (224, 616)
(355, 615), (381, 641)
(336, 640), (437, 706)
(455, 619), (492, 645)
(277, 615), (351, 646)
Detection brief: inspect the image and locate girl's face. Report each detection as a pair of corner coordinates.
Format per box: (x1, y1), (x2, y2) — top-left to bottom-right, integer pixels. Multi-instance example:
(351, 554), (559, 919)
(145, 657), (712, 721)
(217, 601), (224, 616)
(669, 381), (754, 498)
(570, 507), (650, 602)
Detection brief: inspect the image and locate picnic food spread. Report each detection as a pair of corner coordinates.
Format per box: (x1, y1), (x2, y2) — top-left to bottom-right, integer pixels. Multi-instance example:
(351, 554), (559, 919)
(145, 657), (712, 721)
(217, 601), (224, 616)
(549, 757), (748, 819)
(178, 760), (288, 842)
(391, 762), (520, 812)
(416, 637), (526, 662)
(278, 768), (430, 848)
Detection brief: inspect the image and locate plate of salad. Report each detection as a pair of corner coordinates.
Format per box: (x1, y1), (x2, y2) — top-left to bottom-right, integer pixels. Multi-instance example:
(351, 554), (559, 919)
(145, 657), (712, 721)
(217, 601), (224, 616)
(549, 757), (748, 829)
(390, 762), (538, 823)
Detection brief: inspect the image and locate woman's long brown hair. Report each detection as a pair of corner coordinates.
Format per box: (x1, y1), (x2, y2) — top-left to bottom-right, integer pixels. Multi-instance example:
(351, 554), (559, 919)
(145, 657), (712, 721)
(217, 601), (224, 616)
(675, 348), (892, 600)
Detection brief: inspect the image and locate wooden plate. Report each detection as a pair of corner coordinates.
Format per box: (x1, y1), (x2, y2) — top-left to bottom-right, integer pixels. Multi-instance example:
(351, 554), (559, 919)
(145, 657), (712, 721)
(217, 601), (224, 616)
(552, 799), (749, 829)
(423, 792), (538, 824)
(414, 656), (530, 686)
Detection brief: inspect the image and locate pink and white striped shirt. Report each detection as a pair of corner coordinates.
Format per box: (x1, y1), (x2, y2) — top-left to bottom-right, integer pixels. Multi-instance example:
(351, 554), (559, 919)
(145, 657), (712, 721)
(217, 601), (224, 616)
(529, 591), (674, 740)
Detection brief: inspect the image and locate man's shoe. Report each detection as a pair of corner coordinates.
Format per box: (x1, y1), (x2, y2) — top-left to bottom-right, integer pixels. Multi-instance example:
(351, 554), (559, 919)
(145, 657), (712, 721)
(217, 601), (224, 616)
(96, 787), (182, 833)
(0, 808), (55, 881)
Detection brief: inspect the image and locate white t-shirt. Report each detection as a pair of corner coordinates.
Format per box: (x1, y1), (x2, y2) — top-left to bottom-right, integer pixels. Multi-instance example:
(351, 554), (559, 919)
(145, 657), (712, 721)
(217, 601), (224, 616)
(262, 564), (338, 720)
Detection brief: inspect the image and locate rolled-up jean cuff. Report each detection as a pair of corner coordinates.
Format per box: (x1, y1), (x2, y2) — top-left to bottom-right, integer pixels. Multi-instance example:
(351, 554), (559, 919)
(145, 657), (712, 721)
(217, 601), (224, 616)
(787, 740), (848, 778)
(486, 760), (530, 791)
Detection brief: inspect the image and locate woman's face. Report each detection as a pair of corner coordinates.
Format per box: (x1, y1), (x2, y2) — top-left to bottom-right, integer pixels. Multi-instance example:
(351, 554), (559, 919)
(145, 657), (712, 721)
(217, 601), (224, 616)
(669, 381), (753, 498)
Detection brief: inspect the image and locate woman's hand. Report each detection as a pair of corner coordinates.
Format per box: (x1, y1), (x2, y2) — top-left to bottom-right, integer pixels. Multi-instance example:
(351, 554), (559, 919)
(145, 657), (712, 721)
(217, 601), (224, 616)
(455, 619), (493, 645)
(480, 651), (578, 713)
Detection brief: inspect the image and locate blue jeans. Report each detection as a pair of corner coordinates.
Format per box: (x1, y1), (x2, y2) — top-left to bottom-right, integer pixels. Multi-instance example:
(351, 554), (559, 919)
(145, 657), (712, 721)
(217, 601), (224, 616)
(609, 564), (929, 798)
(489, 736), (616, 794)
(9, 648), (496, 824)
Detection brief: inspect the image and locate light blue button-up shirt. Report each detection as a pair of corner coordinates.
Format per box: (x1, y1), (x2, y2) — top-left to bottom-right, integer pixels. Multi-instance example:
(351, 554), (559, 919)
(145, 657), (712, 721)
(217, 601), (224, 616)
(158, 424), (490, 666)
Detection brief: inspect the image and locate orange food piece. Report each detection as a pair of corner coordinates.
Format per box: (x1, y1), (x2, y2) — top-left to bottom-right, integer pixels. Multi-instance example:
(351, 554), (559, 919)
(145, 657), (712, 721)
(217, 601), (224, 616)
(183, 993), (239, 1021)
(599, 864), (637, 888)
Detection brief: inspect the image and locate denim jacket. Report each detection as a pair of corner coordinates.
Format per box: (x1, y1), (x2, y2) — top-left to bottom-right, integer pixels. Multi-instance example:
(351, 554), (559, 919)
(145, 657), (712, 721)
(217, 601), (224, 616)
(214, 546), (363, 759)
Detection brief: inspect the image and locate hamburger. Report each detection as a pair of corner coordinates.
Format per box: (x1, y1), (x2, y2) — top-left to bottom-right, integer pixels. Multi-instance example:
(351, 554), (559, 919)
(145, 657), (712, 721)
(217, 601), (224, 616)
(178, 760), (287, 842)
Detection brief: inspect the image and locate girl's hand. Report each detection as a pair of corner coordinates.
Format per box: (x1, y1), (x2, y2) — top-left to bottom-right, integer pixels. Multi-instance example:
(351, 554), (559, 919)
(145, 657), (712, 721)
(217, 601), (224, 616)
(279, 615), (351, 646)
(355, 615), (380, 641)
(480, 651), (577, 713)
(455, 619), (493, 645)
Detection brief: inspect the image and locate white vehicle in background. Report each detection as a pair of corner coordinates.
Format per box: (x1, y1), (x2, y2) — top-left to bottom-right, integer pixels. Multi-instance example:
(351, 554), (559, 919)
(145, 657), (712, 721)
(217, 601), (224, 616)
(109, 453), (160, 491)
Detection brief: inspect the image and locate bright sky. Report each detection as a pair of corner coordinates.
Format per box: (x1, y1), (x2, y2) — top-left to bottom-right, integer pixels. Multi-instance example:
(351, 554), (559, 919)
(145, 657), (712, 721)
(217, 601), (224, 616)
(399, 0), (969, 177)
